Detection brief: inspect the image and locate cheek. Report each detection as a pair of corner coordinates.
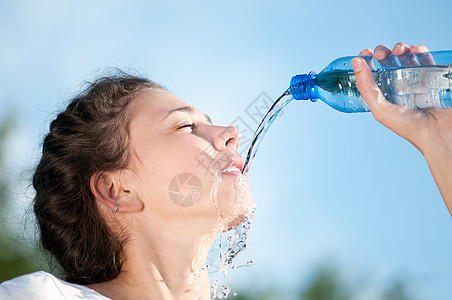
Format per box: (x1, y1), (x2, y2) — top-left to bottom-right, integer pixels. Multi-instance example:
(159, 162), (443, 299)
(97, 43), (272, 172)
(147, 138), (204, 176)
(138, 141), (217, 214)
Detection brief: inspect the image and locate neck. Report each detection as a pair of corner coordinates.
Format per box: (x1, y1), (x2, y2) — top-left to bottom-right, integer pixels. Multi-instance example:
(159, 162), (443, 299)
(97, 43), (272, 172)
(89, 215), (219, 300)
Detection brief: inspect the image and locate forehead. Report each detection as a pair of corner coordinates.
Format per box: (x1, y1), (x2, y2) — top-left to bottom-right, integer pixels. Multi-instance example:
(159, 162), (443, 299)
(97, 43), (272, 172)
(128, 89), (210, 127)
(132, 89), (189, 117)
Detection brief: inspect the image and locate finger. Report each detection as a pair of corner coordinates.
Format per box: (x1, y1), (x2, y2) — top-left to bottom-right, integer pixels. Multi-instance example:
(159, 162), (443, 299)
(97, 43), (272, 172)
(392, 42), (410, 56)
(359, 48), (376, 70)
(352, 57), (421, 141)
(359, 48), (373, 56)
(374, 45), (392, 60)
(374, 45), (398, 67)
(393, 42), (418, 66)
(411, 45), (435, 65)
(411, 45), (429, 53)
(352, 57), (387, 114)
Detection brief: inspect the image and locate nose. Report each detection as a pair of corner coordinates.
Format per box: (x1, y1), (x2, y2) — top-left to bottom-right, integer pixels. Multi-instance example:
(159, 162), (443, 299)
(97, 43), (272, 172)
(211, 125), (241, 151)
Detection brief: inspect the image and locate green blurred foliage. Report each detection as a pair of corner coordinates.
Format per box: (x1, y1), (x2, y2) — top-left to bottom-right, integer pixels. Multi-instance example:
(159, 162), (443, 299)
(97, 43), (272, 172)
(382, 279), (411, 300)
(232, 290), (274, 300)
(298, 265), (352, 300)
(226, 264), (414, 300)
(0, 115), (42, 282)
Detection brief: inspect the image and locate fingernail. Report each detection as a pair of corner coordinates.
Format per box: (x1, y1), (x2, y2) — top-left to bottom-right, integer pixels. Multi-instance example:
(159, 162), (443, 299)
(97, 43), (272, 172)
(375, 48), (382, 54)
(352, 58), (362, 72)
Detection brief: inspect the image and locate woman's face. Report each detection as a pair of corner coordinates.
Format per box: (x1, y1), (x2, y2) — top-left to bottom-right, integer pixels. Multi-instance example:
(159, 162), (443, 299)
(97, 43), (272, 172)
(126, 89), (255, 230)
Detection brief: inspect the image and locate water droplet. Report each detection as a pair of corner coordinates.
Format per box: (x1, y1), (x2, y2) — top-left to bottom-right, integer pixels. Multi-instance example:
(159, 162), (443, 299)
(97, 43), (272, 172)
(222, 285), (231, 298)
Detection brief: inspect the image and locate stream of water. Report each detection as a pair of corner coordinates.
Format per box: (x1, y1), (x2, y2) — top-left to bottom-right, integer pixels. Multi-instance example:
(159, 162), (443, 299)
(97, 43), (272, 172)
(206, 88), (294, 299)
(242, 89), (294, 174)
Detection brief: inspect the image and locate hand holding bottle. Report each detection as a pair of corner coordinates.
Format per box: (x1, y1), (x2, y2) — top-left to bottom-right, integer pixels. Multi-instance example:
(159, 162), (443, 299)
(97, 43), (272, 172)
(352, 43), (452, 216)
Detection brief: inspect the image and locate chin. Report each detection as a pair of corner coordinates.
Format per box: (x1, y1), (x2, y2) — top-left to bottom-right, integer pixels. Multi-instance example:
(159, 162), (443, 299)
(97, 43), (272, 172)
(222, 211), (254, 232)
(210, 172), (256, 231)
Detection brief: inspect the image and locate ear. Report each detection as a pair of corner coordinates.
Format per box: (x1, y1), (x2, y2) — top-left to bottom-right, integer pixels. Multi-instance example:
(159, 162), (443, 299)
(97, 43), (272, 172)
(90, 170), (143, 214)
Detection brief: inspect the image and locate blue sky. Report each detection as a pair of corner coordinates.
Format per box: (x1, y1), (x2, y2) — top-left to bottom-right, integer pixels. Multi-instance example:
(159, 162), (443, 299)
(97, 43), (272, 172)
(1, 0), (451, 298)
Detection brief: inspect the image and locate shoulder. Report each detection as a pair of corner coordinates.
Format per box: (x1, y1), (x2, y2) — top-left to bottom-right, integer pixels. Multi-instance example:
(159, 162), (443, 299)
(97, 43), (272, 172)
(0, 271), (111, 300)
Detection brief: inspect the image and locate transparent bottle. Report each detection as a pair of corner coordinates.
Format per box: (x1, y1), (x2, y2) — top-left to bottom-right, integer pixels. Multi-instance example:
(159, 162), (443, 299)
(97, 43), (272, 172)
(289, 50), (452, 112)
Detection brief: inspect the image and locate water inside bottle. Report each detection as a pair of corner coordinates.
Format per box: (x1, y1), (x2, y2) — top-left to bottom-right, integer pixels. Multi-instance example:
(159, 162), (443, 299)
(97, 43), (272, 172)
(317, 65), (452, 109)
(241, 65), (452, 174)
(241, 89), (294, 173)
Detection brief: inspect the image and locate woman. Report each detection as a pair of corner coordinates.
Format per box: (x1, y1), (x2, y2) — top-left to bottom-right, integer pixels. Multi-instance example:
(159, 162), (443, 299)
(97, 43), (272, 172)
(1, 73), (256, 299)
(1, 43), (451, 299)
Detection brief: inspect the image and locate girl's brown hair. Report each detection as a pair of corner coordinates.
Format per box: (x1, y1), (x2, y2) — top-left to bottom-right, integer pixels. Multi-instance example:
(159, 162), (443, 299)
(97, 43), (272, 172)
(33, 72), (164, 284)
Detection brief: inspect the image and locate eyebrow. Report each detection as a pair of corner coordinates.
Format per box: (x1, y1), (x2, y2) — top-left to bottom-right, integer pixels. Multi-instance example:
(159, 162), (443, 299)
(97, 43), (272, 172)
(161, 105), (212, 124)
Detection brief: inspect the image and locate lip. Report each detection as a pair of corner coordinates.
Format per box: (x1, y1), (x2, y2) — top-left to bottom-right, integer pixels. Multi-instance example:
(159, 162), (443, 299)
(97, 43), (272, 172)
(221, 156), (246, 175)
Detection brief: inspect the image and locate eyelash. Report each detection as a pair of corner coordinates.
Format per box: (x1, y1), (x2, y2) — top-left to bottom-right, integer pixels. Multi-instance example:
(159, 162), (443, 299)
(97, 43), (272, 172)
(177, 123), (195, 130)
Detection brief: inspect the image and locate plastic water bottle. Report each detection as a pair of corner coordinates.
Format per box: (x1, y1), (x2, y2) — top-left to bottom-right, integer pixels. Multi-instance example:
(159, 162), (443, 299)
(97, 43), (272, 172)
(289, 50), (452, 112)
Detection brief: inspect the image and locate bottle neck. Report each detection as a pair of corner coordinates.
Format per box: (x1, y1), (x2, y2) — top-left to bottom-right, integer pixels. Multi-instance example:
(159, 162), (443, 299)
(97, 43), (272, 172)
(289, 72), (318, 101)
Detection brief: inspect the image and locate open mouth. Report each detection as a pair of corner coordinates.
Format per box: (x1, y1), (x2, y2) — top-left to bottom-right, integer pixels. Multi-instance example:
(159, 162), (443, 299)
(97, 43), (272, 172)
(221, 166), (243, 174)
(219, 156), (247, 175)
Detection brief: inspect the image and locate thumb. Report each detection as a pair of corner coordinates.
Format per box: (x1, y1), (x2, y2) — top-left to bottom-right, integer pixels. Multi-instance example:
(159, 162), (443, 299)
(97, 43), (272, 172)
(352, 57), (400, 126)
(352, 57), (386, 113)
(352, 57), (422, 144)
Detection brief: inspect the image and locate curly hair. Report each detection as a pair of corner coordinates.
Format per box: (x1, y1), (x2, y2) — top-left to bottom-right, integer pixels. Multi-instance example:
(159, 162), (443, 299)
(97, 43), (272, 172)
(32, 72), (165, 284)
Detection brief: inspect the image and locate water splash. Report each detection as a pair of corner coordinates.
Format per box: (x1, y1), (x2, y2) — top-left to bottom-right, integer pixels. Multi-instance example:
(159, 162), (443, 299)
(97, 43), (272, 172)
(206, 89), (295, 298)
(210, 279), (220, 299)
(242, 89), (294, 173)
(218, 215), (254, 277)
(209, 171), (256, 299)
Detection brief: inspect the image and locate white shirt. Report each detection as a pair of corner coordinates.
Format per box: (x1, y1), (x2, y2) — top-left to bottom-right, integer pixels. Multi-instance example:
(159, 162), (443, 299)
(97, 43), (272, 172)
(0, 271), (111, 300)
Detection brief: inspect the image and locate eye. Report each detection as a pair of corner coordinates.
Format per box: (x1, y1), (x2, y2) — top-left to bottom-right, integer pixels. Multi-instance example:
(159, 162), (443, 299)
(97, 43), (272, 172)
(177, 123), (196, 131)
